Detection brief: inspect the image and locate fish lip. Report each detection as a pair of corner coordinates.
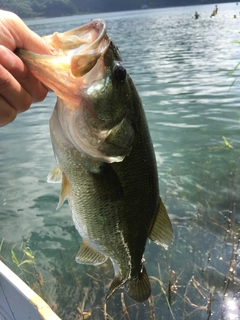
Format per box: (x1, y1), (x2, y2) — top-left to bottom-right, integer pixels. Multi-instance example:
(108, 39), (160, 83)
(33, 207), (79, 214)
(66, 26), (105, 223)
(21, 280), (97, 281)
(16, 19), (110, 103)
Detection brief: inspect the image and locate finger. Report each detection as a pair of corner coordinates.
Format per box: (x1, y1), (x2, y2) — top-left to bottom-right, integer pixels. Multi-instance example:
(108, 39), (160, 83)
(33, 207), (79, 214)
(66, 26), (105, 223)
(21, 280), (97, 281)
(0, 46), (48, 103)
(0, 62), (33, 114)
(0, 97), (17, 126)
(21, 26), (56, 54)
(0, 10), (55, 55)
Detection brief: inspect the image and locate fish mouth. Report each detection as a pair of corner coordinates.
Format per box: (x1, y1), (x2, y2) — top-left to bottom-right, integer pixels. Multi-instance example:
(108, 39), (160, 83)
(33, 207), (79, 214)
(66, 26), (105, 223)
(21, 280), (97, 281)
(16, 19), (110, 106)
(17, 20), (135, 163)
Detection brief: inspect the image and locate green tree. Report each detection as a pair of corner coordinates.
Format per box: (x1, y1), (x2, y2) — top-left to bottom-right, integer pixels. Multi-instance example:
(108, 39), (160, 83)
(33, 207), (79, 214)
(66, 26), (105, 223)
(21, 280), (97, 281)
(35, 0), (76, 17)
(0, 0), (35, 18)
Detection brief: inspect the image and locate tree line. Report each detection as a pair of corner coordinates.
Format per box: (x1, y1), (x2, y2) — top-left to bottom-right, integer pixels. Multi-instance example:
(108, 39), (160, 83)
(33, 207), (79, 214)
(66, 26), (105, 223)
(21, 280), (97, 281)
(0, 0), (233, 19)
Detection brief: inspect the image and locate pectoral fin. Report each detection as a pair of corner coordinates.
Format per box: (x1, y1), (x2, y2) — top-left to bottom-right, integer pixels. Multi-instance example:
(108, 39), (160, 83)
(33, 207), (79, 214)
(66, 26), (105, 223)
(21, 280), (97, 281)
(149, 198), (174, 249)
(126, 265), (151, 302)
(57, 173), (71, 209)
(91, 163), (123, 200)
(76, 241), (108, 265)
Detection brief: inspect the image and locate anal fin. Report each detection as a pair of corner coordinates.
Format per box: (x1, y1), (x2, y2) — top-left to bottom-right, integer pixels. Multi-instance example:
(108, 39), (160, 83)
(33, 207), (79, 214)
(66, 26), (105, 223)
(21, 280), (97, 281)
(126, 265), (151, 302)
(105, 276), (122, 302)
(149, 198), (174, 249)
(76, 241), (108, 266)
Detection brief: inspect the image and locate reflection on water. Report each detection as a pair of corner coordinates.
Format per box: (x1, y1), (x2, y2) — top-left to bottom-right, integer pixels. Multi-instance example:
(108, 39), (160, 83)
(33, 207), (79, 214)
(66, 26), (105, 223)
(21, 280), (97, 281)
(1, 3), (240, 319)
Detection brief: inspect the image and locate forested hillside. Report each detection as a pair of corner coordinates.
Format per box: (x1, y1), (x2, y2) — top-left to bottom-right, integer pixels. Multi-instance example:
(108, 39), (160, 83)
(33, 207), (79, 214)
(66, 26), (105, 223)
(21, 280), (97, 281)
(0, 0), (234, 18)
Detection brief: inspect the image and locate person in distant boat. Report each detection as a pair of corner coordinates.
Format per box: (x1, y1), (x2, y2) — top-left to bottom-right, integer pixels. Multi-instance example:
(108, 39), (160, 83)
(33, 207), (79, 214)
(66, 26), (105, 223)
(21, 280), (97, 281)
(210, 5), (218, 17)
(0, 10), (55, 127)
(193, 11), (200, 19)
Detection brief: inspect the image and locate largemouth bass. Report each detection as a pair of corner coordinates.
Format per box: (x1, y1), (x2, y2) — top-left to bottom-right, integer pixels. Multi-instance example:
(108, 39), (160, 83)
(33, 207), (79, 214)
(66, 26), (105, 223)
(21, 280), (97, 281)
(17, 20), (173, 302)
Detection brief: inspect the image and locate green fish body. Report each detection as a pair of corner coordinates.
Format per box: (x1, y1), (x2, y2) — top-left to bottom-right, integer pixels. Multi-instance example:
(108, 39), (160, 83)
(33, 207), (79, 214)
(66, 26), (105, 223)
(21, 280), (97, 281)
(18, 20), (173, 302)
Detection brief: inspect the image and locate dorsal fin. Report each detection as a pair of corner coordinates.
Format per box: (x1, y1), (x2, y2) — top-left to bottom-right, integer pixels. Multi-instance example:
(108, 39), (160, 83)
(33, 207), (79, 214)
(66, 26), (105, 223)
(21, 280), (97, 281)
(57, 173), (71, 209)
(126, 265), (151, 302)
(47, 166), (62, 183)
(75, 241), (108, 265)
(149, 198), (174, 249)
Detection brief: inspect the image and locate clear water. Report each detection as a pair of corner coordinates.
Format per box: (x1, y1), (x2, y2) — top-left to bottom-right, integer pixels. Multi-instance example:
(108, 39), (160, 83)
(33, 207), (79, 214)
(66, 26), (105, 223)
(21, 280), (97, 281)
(1, 3), (240, 319)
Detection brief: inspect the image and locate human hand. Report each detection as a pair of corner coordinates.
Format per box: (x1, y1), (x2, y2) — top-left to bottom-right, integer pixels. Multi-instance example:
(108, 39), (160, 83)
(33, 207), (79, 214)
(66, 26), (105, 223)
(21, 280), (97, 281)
(0, 10), (55, 126)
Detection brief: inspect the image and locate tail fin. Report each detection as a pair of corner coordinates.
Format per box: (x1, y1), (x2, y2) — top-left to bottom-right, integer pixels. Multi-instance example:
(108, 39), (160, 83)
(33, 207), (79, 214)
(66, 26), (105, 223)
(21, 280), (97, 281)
(126, 265), (151, 302)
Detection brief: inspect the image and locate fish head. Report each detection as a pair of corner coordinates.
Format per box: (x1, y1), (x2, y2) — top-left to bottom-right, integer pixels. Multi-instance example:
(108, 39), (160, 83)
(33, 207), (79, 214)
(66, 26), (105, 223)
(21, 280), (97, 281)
(17, 20), (135, 163)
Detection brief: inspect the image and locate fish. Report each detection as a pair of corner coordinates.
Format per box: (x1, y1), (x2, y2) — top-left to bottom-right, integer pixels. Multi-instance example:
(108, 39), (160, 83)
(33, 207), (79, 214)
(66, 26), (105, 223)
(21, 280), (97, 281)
(17, 19), (173, 302)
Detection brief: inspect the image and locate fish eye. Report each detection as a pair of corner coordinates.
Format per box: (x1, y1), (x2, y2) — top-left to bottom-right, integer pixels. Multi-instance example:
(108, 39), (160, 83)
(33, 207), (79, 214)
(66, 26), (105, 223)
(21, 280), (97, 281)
(113, 62), (126, 82)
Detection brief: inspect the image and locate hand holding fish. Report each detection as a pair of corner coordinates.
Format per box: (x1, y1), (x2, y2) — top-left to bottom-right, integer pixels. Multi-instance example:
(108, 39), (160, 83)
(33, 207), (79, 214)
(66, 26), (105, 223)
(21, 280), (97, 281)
(0, 10), (55, 126)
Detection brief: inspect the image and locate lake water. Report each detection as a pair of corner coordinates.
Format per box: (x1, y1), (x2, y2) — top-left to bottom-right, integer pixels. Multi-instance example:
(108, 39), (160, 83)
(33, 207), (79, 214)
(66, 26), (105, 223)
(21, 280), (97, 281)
(1, 2), (240, 319)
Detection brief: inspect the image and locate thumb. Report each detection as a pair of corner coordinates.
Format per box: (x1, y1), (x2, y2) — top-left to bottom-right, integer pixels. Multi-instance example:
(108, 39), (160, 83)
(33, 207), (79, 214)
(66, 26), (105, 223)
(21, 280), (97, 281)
(0, 10), (55, 54)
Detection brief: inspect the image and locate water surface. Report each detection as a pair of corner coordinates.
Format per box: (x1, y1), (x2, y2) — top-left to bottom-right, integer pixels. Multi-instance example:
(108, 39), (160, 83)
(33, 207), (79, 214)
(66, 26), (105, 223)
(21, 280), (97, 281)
(1, 3), (240, 319)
